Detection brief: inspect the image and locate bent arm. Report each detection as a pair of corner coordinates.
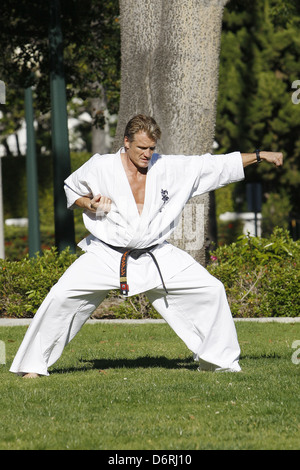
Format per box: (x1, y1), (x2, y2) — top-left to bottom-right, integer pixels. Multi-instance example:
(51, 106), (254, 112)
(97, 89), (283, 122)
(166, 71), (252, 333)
(241, 151), (283, 168)
(74, 196), (93, 210)
(75, 194), (111, 214)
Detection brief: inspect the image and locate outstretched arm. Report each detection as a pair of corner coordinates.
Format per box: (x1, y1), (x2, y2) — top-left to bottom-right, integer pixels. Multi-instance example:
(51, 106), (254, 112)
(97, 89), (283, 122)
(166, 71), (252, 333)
(241, 151), (283, 168)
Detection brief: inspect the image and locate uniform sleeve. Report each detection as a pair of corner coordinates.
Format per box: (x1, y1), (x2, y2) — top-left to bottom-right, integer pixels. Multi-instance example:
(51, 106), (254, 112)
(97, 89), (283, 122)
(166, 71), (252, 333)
(191, 151), (245, 197)
(64, 155), (99, 209)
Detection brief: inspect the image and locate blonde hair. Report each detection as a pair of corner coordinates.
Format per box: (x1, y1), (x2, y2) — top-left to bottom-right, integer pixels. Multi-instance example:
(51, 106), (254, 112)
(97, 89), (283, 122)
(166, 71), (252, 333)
(124, 114), (161, 142)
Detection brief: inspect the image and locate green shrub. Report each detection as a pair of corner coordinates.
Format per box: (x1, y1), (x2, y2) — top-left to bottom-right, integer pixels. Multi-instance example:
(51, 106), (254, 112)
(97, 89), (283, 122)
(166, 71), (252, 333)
(0, 247), (77, 318)
(207, 227), (300, 318)
(0, 228), (299, 319)
(0, 247), (159, 319)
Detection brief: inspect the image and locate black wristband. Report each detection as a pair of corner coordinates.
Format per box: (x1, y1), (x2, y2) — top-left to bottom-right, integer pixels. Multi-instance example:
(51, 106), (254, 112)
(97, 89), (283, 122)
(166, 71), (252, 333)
(255, 149), (262, 163)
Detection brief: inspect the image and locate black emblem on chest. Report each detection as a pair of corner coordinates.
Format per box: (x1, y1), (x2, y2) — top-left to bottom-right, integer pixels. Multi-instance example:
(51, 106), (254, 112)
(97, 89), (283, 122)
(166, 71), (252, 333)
(160, 189), (169, 211)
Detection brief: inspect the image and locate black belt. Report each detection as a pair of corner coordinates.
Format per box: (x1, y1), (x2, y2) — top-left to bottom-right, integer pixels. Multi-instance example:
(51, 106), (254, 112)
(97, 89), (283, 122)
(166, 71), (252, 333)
(102, 242), (168, 296)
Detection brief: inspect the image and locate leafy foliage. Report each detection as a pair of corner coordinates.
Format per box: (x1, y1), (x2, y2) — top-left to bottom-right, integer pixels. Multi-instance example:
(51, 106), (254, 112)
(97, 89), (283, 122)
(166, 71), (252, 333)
(216, 0), (300, 219)
(0, 228), (298, 319)
(0, 0), (120, 111)
(207, 228), (300, 317)
(0, 0), (120, 155)
(0, 247), (77, 317)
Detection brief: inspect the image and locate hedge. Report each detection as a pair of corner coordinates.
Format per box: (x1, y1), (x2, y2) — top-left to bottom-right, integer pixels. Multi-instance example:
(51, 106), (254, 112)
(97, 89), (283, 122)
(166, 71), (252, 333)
(0, 228), (299, 318)
(207, 227), (300, 318)
(0, 248), (77, 318)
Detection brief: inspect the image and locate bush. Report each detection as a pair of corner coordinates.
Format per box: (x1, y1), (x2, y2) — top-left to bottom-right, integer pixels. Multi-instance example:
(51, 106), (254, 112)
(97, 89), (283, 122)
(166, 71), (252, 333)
(0, 247), (159, 319)
(207, 227), (300, 318)
(1, 228), (299, 319)
(0, 247), (77, 318)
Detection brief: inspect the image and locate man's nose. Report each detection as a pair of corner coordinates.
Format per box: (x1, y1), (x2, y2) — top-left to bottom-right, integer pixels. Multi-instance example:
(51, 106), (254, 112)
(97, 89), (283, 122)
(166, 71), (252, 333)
(144, 148), (152, 158)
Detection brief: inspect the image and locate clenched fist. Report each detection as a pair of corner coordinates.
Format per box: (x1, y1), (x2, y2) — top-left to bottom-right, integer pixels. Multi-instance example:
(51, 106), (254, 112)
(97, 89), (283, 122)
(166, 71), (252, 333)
(260, 151), (283, 167)
(89, 194), (112, 215)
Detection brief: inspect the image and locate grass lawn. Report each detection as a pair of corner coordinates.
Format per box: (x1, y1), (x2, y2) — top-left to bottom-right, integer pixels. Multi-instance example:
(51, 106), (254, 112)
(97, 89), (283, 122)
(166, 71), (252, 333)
(0, 321), (300, 450)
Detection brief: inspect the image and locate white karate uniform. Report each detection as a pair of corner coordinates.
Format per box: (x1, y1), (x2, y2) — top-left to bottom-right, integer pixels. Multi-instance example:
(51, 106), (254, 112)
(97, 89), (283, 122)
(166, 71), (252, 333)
(10, 149), (245, 376)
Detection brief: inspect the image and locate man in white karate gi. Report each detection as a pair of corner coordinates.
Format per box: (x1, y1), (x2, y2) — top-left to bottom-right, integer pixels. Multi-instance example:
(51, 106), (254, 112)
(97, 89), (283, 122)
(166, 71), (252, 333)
(10, 114), (283, 378)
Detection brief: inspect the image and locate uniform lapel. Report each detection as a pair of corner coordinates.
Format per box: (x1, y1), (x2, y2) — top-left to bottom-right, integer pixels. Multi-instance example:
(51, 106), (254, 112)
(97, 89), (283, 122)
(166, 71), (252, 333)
(115, 149), (141, 229)
(128, 157), (158, 247)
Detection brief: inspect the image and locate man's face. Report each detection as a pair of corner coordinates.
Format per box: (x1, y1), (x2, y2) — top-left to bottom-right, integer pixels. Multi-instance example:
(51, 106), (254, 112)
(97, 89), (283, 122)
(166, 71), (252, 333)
(124, 131), (156, 170)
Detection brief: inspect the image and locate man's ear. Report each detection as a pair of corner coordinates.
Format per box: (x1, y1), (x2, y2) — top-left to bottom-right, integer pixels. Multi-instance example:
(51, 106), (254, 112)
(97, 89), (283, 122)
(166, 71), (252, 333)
(124, 136), (130, 150)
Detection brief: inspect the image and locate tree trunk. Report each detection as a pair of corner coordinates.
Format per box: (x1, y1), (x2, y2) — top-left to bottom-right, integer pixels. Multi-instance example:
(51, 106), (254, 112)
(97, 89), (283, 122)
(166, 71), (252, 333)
(114, 0), (229, 265)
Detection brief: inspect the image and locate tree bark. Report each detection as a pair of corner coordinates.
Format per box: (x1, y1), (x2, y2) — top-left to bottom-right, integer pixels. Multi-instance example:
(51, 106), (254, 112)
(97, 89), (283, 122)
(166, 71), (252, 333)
(114, 0), (229, 264)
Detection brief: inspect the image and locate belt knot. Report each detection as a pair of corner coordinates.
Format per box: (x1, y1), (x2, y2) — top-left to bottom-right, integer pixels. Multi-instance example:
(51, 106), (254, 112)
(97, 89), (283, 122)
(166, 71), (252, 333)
(102, 242), (168, 296)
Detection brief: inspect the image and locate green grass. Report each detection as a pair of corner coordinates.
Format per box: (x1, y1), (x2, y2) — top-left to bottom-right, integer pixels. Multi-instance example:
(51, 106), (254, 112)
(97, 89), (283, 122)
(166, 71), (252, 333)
(1, 322), (300, 450)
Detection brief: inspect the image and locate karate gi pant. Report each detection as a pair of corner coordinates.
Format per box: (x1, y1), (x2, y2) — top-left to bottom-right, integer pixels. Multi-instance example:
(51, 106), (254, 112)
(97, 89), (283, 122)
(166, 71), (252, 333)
(10, 252), (241, 376)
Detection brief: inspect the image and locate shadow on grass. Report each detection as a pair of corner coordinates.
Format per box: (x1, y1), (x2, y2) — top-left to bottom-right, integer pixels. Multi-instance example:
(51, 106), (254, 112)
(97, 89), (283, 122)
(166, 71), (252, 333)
(51, 355), (198, 375)
(50, 353), (286, 375)
(239, 352), (283, 360)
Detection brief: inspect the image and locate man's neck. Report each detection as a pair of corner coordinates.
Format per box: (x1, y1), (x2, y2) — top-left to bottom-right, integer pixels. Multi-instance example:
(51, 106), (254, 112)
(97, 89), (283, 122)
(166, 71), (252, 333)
(121, 151), (148, 176)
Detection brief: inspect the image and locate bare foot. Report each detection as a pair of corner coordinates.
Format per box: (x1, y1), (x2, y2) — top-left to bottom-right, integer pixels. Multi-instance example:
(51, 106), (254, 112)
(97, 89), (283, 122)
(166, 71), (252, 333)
(22, 373), (40, 379)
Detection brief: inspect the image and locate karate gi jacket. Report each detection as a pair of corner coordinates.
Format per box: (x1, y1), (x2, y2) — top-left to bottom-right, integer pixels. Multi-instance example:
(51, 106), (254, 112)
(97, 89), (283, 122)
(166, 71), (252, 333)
(64, 148), (244, 296)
